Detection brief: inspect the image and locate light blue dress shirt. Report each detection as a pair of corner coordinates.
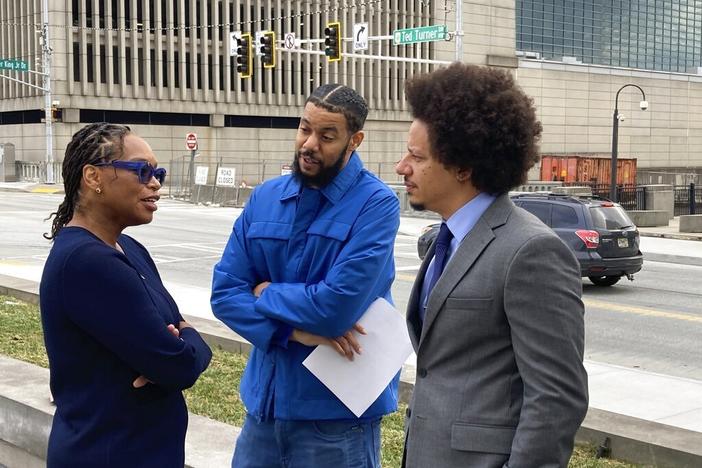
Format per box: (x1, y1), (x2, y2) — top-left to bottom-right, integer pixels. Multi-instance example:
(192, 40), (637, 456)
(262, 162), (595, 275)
(420, 192), (497, 312)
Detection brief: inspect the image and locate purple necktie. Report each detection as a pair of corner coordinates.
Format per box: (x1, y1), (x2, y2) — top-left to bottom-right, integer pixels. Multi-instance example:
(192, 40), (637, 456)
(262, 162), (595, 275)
(421, 223), (453, 321)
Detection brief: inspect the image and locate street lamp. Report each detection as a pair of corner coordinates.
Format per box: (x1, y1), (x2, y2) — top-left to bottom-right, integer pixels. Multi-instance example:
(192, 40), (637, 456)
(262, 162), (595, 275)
(611, 84), (648, 201)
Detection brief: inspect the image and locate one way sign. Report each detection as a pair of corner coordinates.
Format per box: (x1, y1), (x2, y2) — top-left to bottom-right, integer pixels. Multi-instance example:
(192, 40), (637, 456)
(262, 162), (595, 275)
(353, 22), (368, 51)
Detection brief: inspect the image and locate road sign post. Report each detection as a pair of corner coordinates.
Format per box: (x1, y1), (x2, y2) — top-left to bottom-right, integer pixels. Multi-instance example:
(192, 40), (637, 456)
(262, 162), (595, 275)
(392, 25), (447, 45)
(186, 133), (198, 188)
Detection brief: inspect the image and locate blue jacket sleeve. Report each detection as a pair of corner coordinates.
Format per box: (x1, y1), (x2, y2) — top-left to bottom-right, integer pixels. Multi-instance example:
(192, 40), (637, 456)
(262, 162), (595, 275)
(61, 244), (212, 391)
(254, 191), (400, 337)
(211, 190), (290, 351)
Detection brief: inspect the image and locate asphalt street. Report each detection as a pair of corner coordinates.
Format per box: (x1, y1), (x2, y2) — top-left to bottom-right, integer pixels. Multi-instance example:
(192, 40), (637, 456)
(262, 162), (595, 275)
(1, 192), (701, 381)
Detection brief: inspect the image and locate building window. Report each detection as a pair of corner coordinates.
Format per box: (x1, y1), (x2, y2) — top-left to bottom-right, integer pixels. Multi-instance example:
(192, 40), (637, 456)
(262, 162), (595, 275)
(185, 52), (191, 88)
(87, 44), (94, 83)
(72, 42), (80, 82)
(126, 47), (132, 85)
(100, 45), (107, 84)
(113, 46), (120, 84)
(162, 50), (169, 87)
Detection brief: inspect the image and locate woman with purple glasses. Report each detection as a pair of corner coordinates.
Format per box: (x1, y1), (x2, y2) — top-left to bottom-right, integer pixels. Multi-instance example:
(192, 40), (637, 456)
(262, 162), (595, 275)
(40, 122), (212, 467)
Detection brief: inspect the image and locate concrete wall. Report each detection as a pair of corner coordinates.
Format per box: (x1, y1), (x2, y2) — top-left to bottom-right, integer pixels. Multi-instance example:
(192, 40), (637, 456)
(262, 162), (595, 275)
(0, 119), (411, 185)
(644, 184), (675, 219)
(517, 60), (702, 172)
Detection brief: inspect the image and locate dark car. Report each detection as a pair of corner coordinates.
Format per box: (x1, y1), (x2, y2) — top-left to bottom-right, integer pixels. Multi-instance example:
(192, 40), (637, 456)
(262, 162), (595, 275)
(417, 193), (643, 287)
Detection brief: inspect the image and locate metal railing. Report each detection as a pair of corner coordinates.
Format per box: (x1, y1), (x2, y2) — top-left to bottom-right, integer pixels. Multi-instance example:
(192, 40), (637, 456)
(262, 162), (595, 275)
(674, 183), (702, 215)
(564, 182), (647, 210)
(15, 161), (63, 184)
(167, 155), (390, 206)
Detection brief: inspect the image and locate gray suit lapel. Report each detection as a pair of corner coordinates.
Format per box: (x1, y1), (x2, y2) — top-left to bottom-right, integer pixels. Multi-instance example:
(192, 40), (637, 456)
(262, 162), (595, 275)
(419, 194), (513, 347)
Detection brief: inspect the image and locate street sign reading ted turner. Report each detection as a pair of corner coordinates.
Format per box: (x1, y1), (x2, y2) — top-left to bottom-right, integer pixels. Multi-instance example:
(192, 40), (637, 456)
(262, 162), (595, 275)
(392, 25), (447, 45)
(0, 59), (29, 71)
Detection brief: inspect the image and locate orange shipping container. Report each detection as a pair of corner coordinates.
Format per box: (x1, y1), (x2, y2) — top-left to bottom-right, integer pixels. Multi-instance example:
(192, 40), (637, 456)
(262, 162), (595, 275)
(540, 154), (637, 185)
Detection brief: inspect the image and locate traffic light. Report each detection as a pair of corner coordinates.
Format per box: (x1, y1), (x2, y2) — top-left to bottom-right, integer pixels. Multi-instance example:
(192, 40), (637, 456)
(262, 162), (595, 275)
(236, 33), (252, 78)
(259, 31), (276, 69)
(324, 22), (341, 62)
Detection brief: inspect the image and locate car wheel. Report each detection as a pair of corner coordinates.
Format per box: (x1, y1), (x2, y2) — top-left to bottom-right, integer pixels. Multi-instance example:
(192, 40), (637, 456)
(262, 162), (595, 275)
(588, 275), (621, 287)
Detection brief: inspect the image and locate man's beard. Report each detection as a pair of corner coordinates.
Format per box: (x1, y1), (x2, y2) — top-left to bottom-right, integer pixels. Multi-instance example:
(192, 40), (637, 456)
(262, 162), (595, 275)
(409, 201), (426, 211)
(292, 147), (347, 188)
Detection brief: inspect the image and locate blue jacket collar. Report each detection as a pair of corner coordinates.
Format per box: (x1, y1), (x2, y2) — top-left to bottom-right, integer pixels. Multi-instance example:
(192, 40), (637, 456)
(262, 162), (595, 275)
(279, 152), (364, 204)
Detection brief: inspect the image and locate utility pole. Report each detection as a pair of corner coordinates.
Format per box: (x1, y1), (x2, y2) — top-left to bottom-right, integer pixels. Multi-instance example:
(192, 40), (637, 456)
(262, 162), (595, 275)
(42, 0), (54, 183)
(455, 0), (463, 61)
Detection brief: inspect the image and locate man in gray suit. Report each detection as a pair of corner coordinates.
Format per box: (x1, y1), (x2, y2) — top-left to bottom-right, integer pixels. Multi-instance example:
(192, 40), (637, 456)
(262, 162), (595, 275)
(396, 63), (589, 467)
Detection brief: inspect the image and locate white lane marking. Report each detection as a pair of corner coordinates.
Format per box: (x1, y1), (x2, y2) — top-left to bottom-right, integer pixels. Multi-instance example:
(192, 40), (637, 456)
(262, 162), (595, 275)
(162, 244), (226, 253)
(395, 252), (422, 259)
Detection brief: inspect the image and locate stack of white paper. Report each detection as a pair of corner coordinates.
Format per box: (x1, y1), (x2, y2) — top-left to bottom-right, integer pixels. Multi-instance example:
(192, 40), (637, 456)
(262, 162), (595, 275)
(302, 298), (414, 417)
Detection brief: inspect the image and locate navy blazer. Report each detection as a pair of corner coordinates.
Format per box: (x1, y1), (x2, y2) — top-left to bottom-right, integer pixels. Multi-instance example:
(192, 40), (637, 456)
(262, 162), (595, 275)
(40, 227), (212, 467)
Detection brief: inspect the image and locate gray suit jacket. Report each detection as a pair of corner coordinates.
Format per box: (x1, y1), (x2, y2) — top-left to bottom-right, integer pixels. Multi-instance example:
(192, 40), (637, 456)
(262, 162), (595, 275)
(404, 194), (588, 468)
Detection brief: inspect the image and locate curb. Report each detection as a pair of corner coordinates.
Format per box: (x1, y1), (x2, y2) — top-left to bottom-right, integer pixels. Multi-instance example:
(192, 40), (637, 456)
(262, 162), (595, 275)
(0, 355), (238, 468)
(644, 252), (702, 267)
(1, 276), (701, 467)
(0, 185), (64, 195)
(640, 231), (702, 242)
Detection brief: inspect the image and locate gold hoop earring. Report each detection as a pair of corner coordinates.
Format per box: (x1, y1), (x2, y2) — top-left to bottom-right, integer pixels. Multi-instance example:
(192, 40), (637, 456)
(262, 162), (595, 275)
(96, 187), (102, 194)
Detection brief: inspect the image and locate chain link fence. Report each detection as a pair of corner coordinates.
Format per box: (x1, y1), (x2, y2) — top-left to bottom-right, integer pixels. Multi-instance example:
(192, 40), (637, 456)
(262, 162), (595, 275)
(167, 155), (394, 206)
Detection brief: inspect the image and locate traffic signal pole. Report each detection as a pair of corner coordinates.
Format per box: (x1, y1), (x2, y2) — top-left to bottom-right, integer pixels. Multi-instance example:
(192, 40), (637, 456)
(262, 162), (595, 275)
(42, 0), (54, 183)
(455, 0), (463, 61)
(2, 0), (56, 183)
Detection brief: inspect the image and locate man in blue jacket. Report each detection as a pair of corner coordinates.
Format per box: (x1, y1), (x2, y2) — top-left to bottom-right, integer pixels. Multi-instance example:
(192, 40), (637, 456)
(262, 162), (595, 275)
(211, 84), (400, 468)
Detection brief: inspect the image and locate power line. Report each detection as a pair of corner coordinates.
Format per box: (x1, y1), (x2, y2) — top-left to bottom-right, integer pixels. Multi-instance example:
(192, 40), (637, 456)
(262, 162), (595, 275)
(0, 0), (397, 34)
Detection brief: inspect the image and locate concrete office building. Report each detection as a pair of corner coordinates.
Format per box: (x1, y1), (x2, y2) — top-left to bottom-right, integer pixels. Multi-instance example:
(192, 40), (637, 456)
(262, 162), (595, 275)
(1, 0), (701, 185)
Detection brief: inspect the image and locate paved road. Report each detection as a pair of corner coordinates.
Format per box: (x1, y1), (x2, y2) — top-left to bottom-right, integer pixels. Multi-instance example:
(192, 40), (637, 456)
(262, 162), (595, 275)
(1, 193), (701, 380)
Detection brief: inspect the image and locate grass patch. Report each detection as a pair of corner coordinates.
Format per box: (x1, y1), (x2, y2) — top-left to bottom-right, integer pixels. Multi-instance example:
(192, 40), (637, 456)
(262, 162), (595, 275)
(0, 295), (636, 467)
(0, 296), (49, 367)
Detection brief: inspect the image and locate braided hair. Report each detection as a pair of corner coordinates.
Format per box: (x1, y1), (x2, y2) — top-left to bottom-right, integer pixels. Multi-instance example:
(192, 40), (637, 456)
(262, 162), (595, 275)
(44, 123), (131, 240)
(306, 84), (368, 134)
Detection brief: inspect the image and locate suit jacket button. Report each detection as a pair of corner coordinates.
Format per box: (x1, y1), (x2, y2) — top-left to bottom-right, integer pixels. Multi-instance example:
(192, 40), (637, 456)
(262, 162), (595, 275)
(418, 368), (428, 378)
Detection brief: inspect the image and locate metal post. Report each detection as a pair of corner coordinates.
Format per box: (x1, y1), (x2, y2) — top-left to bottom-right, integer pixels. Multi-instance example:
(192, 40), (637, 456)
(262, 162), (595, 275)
(611, 84), (647, 203)
(189, 149), (196, 188)
(691, 183), (696, 215)
(42, 0), (54, 183)
(455, 0), (463, 61)
(211, 159), (220, 205)
(610, 108), (619, 202)
(168, 157), (173, 197)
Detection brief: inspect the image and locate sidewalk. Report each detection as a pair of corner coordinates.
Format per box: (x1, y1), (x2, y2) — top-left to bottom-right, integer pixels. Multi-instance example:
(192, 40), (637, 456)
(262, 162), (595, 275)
(1, 273), (700, 466)
(638, 216), (702, 242)
(0, 181), (65, 194)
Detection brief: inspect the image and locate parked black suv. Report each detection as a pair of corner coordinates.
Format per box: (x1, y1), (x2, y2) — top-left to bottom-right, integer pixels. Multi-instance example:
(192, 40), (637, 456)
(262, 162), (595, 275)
(417, 194), (643, 287)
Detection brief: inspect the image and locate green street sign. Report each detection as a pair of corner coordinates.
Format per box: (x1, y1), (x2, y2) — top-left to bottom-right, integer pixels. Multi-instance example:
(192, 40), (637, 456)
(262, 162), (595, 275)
(393, 25), (447, 45)
(0, 59), (29, 71)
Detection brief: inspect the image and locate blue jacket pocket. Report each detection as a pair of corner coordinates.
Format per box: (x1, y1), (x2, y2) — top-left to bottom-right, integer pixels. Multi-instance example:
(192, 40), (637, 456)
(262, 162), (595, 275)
(307, 220), (351, 241)
(248, 222), (292, 240)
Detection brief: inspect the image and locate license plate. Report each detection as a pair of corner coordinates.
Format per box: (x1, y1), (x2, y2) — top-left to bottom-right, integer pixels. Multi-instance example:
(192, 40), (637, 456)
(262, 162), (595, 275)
(618, 238), (629, 248)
